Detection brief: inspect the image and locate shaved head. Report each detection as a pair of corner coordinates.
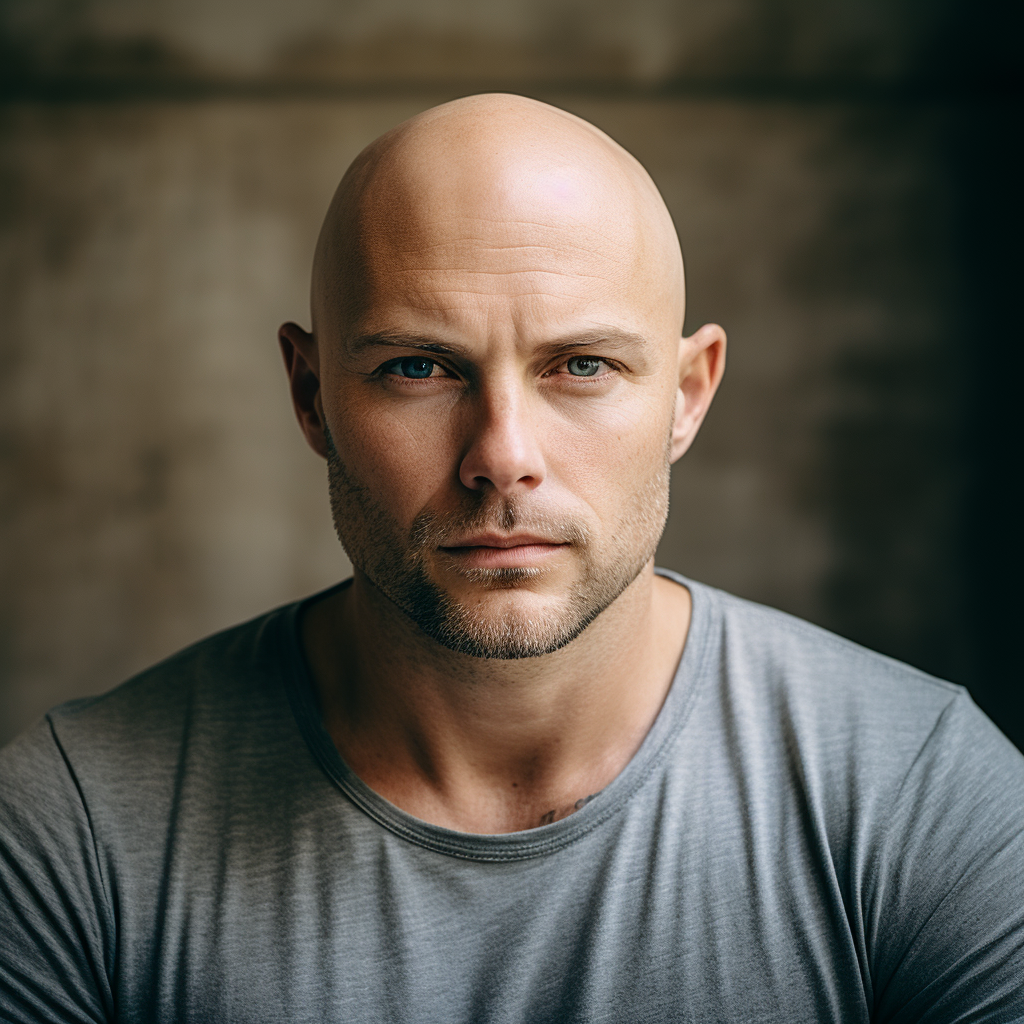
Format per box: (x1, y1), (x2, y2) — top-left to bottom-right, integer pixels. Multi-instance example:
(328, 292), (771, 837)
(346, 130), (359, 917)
(282, 94), (723, 660)
(311, 93), (685, 346)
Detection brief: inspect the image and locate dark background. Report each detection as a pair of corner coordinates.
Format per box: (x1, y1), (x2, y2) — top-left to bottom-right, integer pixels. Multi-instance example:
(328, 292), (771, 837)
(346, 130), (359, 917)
(0, 0), (1020, 748)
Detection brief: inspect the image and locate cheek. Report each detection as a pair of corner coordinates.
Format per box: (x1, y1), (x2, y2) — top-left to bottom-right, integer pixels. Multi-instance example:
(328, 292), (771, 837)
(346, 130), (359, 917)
(544, 394), (672, 514)
(330, 394), (460, 516)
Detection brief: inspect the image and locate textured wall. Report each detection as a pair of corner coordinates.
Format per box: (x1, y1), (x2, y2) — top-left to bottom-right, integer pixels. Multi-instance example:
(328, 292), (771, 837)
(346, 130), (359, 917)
(1, 0), (1020, 747)
(0, 0), (975, 89)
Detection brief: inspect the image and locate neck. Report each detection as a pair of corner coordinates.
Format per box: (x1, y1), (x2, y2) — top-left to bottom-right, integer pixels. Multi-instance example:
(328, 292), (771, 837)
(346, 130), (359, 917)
(301, 563), (691, 833)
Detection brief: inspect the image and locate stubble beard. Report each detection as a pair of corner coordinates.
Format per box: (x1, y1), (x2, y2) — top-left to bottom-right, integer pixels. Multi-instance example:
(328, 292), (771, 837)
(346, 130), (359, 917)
(324, 429), (671, 660)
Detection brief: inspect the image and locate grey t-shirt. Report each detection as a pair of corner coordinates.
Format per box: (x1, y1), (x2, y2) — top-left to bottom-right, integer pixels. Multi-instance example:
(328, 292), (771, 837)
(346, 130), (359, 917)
(2, 572), (1023, 1023)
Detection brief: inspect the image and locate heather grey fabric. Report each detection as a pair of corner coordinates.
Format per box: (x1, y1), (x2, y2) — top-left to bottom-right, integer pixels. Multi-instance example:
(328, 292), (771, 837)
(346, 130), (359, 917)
(2, 571), (1023, 1023)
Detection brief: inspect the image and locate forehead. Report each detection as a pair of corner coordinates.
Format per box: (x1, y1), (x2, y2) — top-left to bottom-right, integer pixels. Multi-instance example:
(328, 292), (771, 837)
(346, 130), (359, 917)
(379, 219), (633, 300)
(350, 184), (671, 344)
(352, 243), (661, 354)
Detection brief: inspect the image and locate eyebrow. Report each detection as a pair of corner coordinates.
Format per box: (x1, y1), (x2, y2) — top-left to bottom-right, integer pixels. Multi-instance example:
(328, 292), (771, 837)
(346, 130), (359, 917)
(347, 331), (461, 356)
(347, 327), (648, 358)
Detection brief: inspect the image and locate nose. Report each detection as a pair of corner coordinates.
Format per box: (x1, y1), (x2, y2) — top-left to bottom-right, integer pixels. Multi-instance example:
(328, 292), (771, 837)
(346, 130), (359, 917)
(458, 384), (547, 496)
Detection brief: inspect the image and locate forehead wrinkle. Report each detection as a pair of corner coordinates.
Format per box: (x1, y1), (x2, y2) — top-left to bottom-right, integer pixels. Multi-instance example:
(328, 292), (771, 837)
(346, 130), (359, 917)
(389, 237), (630, 264)
(371, 283), (627, 313)
(404, 212), (641, 243)
(371, 240), (636, 289)
(388, 267), (623, 283)
(388, 241), (634, 268)
(378, 217), (637, 258)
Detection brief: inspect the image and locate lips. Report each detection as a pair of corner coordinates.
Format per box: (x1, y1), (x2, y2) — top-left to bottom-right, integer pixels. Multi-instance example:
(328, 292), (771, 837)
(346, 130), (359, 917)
(441, 532), (563, 550)
(439, 534), (569, 569)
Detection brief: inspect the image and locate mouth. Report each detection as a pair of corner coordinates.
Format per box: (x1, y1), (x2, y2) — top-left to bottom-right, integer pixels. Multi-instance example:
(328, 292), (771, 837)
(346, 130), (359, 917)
(439, 533), (570, 570)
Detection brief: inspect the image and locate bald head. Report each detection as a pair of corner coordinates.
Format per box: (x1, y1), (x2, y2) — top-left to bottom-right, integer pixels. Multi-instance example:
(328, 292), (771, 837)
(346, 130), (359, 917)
(281, 95), (724, 662)
(311, 94), (685, 344)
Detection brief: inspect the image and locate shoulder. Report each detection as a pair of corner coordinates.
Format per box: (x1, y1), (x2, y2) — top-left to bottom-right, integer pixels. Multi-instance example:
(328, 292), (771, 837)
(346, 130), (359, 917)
(668, 572), (1024, 827)
(45, 600), (297, 751)
(673, 576), (1024, 1002)
(0, 604), (310, 1024)
(711, 579), (961, 706)
(729, 582), (1024, 780)
(0, 595), (315, 830)
(683, 574), (974, 736)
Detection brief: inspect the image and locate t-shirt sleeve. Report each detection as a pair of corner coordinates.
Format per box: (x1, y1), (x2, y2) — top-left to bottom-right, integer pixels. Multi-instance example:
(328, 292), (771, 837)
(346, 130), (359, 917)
(867, 691), (1024, 1023)
(0, 717), (114, 1024)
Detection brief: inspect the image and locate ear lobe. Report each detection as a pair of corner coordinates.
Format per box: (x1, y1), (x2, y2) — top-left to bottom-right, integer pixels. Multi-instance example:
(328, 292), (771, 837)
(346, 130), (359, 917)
(670, 323), (726, 463)
(279, 321), (329, 459)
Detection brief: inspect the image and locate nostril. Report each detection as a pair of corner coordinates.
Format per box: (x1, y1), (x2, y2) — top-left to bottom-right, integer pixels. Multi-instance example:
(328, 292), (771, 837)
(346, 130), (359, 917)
(459, 460), (544, 495)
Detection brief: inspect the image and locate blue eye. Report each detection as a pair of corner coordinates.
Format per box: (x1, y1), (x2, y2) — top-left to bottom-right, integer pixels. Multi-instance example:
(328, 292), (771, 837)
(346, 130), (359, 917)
(566, 356), (603, 377)
(390, 357), (436, 379)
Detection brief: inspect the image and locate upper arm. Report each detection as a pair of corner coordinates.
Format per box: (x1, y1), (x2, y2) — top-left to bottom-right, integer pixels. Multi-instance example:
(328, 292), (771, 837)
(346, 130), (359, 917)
(868, 695), (1024, 1023)
(0, 719), (114, 1024)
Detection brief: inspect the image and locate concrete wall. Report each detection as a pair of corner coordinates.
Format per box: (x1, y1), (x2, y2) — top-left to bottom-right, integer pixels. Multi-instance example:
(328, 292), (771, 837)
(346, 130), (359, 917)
(2, 0), (1020, 747)
(0, 0), (975, 89)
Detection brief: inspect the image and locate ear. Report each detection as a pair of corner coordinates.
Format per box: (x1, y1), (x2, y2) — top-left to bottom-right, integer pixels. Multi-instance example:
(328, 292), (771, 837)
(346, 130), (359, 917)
(279, 321), (329, 459)
(670, 323), (726, 463)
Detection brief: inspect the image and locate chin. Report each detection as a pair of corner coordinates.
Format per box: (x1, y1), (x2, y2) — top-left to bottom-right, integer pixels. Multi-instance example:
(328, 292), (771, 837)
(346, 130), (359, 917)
(399, 567), (616, 660)
(419, 601), (596, 660)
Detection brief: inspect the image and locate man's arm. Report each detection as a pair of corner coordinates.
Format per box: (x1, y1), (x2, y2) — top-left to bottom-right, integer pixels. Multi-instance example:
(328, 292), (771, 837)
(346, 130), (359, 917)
(0, 716), (114, 1024)
(867, 692), (1024, 1023)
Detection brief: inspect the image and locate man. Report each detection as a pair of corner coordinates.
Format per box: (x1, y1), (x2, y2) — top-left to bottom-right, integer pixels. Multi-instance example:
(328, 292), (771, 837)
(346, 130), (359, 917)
(1, 94), (1022, 1023)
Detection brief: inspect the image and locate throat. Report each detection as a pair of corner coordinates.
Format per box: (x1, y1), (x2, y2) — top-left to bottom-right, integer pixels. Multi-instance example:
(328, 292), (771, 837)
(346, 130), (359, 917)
(301, 568), (691, 836)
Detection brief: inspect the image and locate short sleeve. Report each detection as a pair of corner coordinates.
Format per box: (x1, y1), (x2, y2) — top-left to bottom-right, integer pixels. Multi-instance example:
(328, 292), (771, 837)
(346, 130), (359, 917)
(867, 692), (1024, 1023)
(0, 717), (114, 1024)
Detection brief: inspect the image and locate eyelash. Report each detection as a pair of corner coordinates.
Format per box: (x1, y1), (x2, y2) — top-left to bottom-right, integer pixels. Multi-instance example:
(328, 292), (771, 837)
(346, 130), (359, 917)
(378, 355), (616, 383)
(548, 356), (612, 379)
(380, 356), (448, 380)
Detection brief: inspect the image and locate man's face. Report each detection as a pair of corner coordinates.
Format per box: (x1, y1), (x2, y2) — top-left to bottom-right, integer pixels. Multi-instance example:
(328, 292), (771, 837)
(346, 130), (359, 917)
(316, 161), (683, 658)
